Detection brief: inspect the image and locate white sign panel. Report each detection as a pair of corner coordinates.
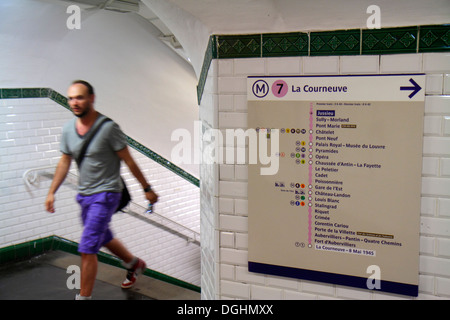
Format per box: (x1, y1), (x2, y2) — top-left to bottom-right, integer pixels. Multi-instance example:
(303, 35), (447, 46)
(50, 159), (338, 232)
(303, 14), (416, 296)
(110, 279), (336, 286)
(247, 74), (425, 296)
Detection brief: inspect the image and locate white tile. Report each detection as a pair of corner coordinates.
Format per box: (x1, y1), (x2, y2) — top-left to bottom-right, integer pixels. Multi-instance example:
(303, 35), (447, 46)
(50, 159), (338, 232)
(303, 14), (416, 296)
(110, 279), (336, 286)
(303, 56), (340, 74)
(234, 58), (265, 76)
(234, 165), (248, 181)
(219, 197), (234, 214)
(236, 266), (265, 284)
(425, 96), (450, 114)
(219, 112), (247, 129)
(444, 74), (450, 94)
(284, 289), (317, 300)
(234, 94), (247, 112)
(437, 238), (450, 257)
(219, 164), (235, 180)
(423, 137), (450, 156)
(220, 232), (234, 247)
(425, 74), (443, 95)
(422, 177), (450, 197)
(220, 248), (248, 265)
(267, 57), (302, 75)
(219, 214), (247, 232)
(220, 263), (235, 280)
(200, 93), (218, 128)
(436, 277), (450, 297)
(420, 236), (435, 255)
(422, 157), (439, 176)
(234, 199), (248, 216)
(221, 280), (250, 298)
(423, 116), (442, 135)
(444, 116), (450, 135)
(222, 146), (246, 165)
(420, 255), (450, 277)
(202, 69), (218, 95)
(340, 55), (379, 74)
(336, 287), (372, 300)
(266, 275), (299, 289)
(423, 53), (450, 73)
(208, 59), (217, 78)
(235, 232), (248, 249)
(218, 95), (233, 111)
(372, 292), (409, 300)
(441, 158), (450, 176)
(421, 197), (436, 216)
(439, 198), (450, 217)
(218, 59), (233, 76)
(301, 280), (335, 296)
(380, 54), (422, 73)
(219, 181), (248, 197)
(251, 284), (283, 300)
(218, 76), (247, 94)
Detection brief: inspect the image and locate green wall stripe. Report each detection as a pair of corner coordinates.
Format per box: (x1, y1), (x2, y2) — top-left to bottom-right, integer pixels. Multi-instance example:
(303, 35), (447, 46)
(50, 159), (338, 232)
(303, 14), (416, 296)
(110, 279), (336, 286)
(127, 136), (199, 187)
(197, 35), (217, 104)
(0, 88), (200, 187)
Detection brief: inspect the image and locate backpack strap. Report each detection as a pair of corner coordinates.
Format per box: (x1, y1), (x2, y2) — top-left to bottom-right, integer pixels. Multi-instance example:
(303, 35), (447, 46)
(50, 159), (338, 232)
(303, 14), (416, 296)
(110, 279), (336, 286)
(75, 117), (112, 167)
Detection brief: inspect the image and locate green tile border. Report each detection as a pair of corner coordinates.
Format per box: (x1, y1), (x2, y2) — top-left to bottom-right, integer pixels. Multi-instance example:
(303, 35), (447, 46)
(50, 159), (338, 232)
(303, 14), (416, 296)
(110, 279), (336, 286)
(419, 24), (450, 52)
(217, 34), (261, 59)
(362, 26), (418, 55)
(0, 88), (199, 187)
(263, 32), (308, 57)
(0, 235), (201, 293)
(197, 24), (449, 103)
(311, 29), (361, 56)
(127, 136), (199, 187)
(197, 35), (217, 108)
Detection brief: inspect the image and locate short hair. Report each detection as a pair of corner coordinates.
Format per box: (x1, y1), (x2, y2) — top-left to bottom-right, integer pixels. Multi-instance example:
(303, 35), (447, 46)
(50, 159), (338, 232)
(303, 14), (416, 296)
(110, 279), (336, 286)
(71, 80), (95, 95)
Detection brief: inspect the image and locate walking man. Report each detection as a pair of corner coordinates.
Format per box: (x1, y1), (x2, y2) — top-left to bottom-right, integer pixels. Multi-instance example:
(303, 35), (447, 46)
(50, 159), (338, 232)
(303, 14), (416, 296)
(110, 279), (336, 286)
(45, 80), (158, 300)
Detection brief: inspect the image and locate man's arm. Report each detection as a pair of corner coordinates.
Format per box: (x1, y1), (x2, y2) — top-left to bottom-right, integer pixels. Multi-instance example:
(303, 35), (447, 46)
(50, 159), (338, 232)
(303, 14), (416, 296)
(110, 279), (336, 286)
(45, 153), (72, 213)
(116, 146), (158, 204)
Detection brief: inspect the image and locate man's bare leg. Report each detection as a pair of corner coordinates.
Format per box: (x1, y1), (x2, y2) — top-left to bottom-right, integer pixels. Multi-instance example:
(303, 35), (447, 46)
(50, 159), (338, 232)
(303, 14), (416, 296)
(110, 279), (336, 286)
(78, 239), (134, 299)
(80, 253), (97, 298)
(104, 238), (134, 265)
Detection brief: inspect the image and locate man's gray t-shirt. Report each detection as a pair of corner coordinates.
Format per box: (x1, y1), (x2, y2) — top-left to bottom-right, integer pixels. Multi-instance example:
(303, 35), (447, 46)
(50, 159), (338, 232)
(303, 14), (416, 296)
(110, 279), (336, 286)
(60, 114), (127, 195)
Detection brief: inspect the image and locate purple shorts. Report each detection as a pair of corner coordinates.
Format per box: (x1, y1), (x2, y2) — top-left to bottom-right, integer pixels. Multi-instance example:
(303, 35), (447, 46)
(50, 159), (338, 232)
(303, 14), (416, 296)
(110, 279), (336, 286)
(76, 192), (121, 254)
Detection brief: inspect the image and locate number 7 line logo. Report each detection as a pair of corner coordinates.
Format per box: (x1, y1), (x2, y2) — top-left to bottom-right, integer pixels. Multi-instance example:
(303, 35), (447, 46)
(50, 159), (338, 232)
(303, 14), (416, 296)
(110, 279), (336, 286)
(272, 80), (288, 98)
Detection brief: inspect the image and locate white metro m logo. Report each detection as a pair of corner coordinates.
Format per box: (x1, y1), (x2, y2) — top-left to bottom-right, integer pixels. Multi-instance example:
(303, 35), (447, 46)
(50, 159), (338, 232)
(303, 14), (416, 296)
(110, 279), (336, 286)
(252, 80), (269, 98)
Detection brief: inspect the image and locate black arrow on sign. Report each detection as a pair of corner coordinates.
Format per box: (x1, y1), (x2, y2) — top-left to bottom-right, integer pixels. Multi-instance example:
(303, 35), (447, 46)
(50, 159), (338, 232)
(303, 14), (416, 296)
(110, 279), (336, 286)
(400, 78), (422, 99)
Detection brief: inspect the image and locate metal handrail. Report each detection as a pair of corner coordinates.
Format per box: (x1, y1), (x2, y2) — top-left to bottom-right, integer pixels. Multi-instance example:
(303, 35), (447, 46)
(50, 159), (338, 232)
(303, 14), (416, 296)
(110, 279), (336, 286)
(23, 166), (200, 245)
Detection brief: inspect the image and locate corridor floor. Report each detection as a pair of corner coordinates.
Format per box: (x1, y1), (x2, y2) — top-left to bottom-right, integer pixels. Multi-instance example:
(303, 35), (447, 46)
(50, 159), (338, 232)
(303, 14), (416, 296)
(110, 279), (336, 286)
(0, 250), (200, 300)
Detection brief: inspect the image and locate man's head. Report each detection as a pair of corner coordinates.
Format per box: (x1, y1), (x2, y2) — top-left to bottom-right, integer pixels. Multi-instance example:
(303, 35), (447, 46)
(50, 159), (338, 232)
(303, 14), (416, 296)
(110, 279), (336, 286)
(67, 80), (95, 118)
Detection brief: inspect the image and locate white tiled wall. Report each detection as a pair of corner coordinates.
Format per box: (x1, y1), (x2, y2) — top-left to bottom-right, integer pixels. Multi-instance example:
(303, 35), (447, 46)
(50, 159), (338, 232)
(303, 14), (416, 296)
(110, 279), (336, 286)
(0, 98), (201, 286)
(200, 52), (450, 300)
(199, 60), (220, 299)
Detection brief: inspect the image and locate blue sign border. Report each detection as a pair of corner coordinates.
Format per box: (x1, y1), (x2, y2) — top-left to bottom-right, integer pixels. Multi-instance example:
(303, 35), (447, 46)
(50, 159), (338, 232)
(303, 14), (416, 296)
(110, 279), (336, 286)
(249, 261), (419, 297)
